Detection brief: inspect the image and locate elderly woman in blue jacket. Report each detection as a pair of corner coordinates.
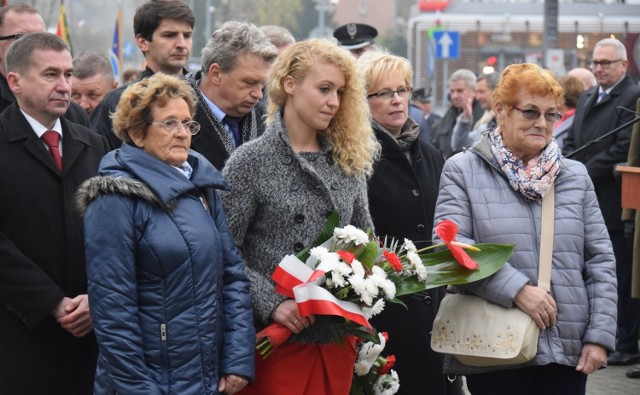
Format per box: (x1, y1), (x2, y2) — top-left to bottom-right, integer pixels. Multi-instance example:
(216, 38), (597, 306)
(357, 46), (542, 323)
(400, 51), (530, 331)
(76, 74), (254, 395)
(434, 63), (617, 395)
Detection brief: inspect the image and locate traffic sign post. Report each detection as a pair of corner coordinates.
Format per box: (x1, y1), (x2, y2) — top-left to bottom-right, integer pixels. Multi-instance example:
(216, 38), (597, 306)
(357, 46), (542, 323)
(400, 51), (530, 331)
(433, 31), (460, 60)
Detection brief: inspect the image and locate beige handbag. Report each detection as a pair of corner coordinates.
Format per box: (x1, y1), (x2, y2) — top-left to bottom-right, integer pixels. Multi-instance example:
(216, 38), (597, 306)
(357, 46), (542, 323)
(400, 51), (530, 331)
(430, 186), (554, 367)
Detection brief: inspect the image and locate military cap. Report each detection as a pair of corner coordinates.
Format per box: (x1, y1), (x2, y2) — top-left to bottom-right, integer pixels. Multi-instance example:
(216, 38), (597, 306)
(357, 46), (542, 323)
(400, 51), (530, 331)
(413, 87), (432, 103)
(333, 23), (378, 50)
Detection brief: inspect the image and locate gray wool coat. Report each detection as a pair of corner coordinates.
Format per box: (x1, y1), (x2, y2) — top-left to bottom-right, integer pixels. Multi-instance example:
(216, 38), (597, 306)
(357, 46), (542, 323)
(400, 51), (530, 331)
(434, 133), (618, 374)
(220, 112), (373, 344)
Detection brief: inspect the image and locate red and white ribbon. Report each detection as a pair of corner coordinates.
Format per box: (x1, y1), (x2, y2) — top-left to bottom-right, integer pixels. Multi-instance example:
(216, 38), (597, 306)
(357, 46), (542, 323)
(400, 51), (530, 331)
(272, 254), (372, 330)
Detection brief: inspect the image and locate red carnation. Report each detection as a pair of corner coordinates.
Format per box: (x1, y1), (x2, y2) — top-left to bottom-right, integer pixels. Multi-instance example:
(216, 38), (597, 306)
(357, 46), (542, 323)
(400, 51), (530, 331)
(337, 250), (356, 264)
(378, 355), (396, 376)
(383, 250), (403, 272)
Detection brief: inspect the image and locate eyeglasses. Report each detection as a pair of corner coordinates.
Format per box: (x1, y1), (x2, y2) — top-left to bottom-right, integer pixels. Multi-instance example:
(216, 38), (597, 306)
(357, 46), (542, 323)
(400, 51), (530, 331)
(0, 33), (26, 41)
(147, 119), (201, 135)
(367, 87), (412, 100)
(512, 106), (561, 123)
(589, 59), (623, 69)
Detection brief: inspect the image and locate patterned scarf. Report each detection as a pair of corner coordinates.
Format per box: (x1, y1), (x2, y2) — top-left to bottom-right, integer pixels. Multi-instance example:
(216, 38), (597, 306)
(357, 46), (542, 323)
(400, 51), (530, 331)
(488, 127), (561, 201)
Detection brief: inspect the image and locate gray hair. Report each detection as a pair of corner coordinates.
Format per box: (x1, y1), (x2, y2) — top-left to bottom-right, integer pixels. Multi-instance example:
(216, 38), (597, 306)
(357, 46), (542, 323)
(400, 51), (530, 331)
(6, 32), (68, 74)
(201, 21), (277, 73)
(594, 38), (627, 61)
(448, 69), (476, 89)
(260, 25), (295, 49)
(477, 71), (500, 90)
(72, 52), (115, 85)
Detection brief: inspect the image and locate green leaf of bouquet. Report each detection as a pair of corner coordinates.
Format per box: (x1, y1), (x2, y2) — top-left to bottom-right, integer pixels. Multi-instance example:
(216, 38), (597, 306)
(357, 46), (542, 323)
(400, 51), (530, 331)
(395, 243), (514, 297)
(357, 240), (380, 269)
(296, 210), (340, 261)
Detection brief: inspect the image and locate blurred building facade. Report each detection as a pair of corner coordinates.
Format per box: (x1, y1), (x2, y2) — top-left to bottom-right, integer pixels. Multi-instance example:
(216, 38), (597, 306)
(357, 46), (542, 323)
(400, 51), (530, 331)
(406, 0), (640, 109)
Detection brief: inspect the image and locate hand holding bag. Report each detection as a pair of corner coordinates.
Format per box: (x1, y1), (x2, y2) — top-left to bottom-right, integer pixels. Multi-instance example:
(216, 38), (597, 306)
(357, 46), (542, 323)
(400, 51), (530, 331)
(430, 186), (554, 367)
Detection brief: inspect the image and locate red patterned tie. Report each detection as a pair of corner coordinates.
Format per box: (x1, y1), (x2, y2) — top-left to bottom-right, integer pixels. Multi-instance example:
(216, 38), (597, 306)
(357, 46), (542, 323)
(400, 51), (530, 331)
(41, 130), (62, 171)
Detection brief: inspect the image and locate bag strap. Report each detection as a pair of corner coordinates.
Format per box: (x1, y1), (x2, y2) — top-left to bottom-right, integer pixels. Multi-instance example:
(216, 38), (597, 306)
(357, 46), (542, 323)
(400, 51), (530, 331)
(538, 185), (554, 293)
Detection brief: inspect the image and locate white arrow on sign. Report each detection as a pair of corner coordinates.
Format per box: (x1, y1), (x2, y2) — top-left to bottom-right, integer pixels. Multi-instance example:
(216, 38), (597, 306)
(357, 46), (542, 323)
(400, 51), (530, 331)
(438, 32), (453, 58)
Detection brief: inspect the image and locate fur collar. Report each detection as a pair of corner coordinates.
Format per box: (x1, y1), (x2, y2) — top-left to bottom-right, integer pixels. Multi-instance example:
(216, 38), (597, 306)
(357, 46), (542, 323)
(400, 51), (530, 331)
(75, 176), (172, 216)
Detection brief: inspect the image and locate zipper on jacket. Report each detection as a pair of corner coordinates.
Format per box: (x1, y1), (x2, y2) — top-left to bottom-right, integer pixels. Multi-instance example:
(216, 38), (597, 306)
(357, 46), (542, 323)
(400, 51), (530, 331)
(161, 323), (167, 341)
(160, 323), (169, 384)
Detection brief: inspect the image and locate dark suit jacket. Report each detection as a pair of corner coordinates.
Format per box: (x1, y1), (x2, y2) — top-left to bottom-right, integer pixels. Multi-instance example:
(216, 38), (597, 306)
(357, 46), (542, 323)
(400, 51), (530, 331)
(0, 103), (108, 394)
(563, 75), (640, 230)
(0, 73), (91, 128)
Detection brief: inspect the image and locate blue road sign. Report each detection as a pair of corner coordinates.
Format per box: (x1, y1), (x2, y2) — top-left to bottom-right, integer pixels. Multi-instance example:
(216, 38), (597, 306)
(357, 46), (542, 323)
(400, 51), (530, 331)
(433, 31), (460, 60)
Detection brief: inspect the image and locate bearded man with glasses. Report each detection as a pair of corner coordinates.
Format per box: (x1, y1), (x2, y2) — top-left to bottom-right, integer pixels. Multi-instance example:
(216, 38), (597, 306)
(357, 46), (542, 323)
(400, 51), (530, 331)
(563, 38), (640, 368)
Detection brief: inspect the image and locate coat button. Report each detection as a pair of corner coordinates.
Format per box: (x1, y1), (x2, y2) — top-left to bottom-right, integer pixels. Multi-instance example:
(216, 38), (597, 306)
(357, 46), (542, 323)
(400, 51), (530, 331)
(289, 183), (299, 192)
(331, 181), (341, 190)
(412, 189), (420, 197)
(294, 242), (304, 252)
(327, 155), (334, 165)
(424, 295), (432, 305)
(416, 224), (426, 233)
(282, 155), (292, 165)
(294, 214), (305, 223)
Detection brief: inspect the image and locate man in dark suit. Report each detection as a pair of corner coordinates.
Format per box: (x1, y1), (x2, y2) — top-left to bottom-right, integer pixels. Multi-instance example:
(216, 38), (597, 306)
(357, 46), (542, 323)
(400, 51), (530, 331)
(563, 38), (640, 367)
(186, 21), (277, 170)
(91, 0), (195, 149)
(0, 3), (90, 127)
(0, 32), (108, 394)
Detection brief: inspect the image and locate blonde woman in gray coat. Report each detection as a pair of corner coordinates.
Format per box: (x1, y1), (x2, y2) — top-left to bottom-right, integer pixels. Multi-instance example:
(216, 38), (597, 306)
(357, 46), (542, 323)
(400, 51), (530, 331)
(221, 39), (379, 395)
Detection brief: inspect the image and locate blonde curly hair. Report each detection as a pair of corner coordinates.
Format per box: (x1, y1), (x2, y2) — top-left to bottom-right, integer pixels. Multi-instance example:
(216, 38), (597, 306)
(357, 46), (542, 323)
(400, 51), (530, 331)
(111, 73), (197, 143)
(267, 39), (379, 177)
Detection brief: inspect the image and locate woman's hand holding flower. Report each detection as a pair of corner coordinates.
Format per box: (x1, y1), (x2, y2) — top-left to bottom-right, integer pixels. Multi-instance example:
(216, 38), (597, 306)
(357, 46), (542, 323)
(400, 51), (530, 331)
(272, 299), (315, 334)
(514, 284), (557, 329)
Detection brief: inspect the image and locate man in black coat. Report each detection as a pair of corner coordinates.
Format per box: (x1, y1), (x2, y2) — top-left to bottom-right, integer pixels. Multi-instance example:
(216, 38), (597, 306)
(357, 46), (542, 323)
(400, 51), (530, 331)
(187, 21), (277, 170)
(91, 0), (195, 149)
(563, 38), (640, 367)
(0, 4), (90, 127)
(0, 33), (109, 394)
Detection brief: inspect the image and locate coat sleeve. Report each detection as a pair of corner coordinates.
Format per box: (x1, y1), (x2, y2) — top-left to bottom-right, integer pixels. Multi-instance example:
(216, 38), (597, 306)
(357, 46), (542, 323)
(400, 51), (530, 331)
(351, 175), (374, 231)
(434, 156), (531, 307)
(579, 176), (618, 351)
(450, 113), (473, 152)
(84, 194), (161, 394)
(210, 191), (256, 382)
(0, 231), (64, 330)
(221, 154), (287, 326)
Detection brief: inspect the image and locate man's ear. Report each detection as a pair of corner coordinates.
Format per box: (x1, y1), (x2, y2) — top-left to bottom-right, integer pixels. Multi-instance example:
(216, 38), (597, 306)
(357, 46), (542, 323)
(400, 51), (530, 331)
(207, 63), (222, 86)
(7, 72), (21, 95)
(135, 34), (149, 53)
